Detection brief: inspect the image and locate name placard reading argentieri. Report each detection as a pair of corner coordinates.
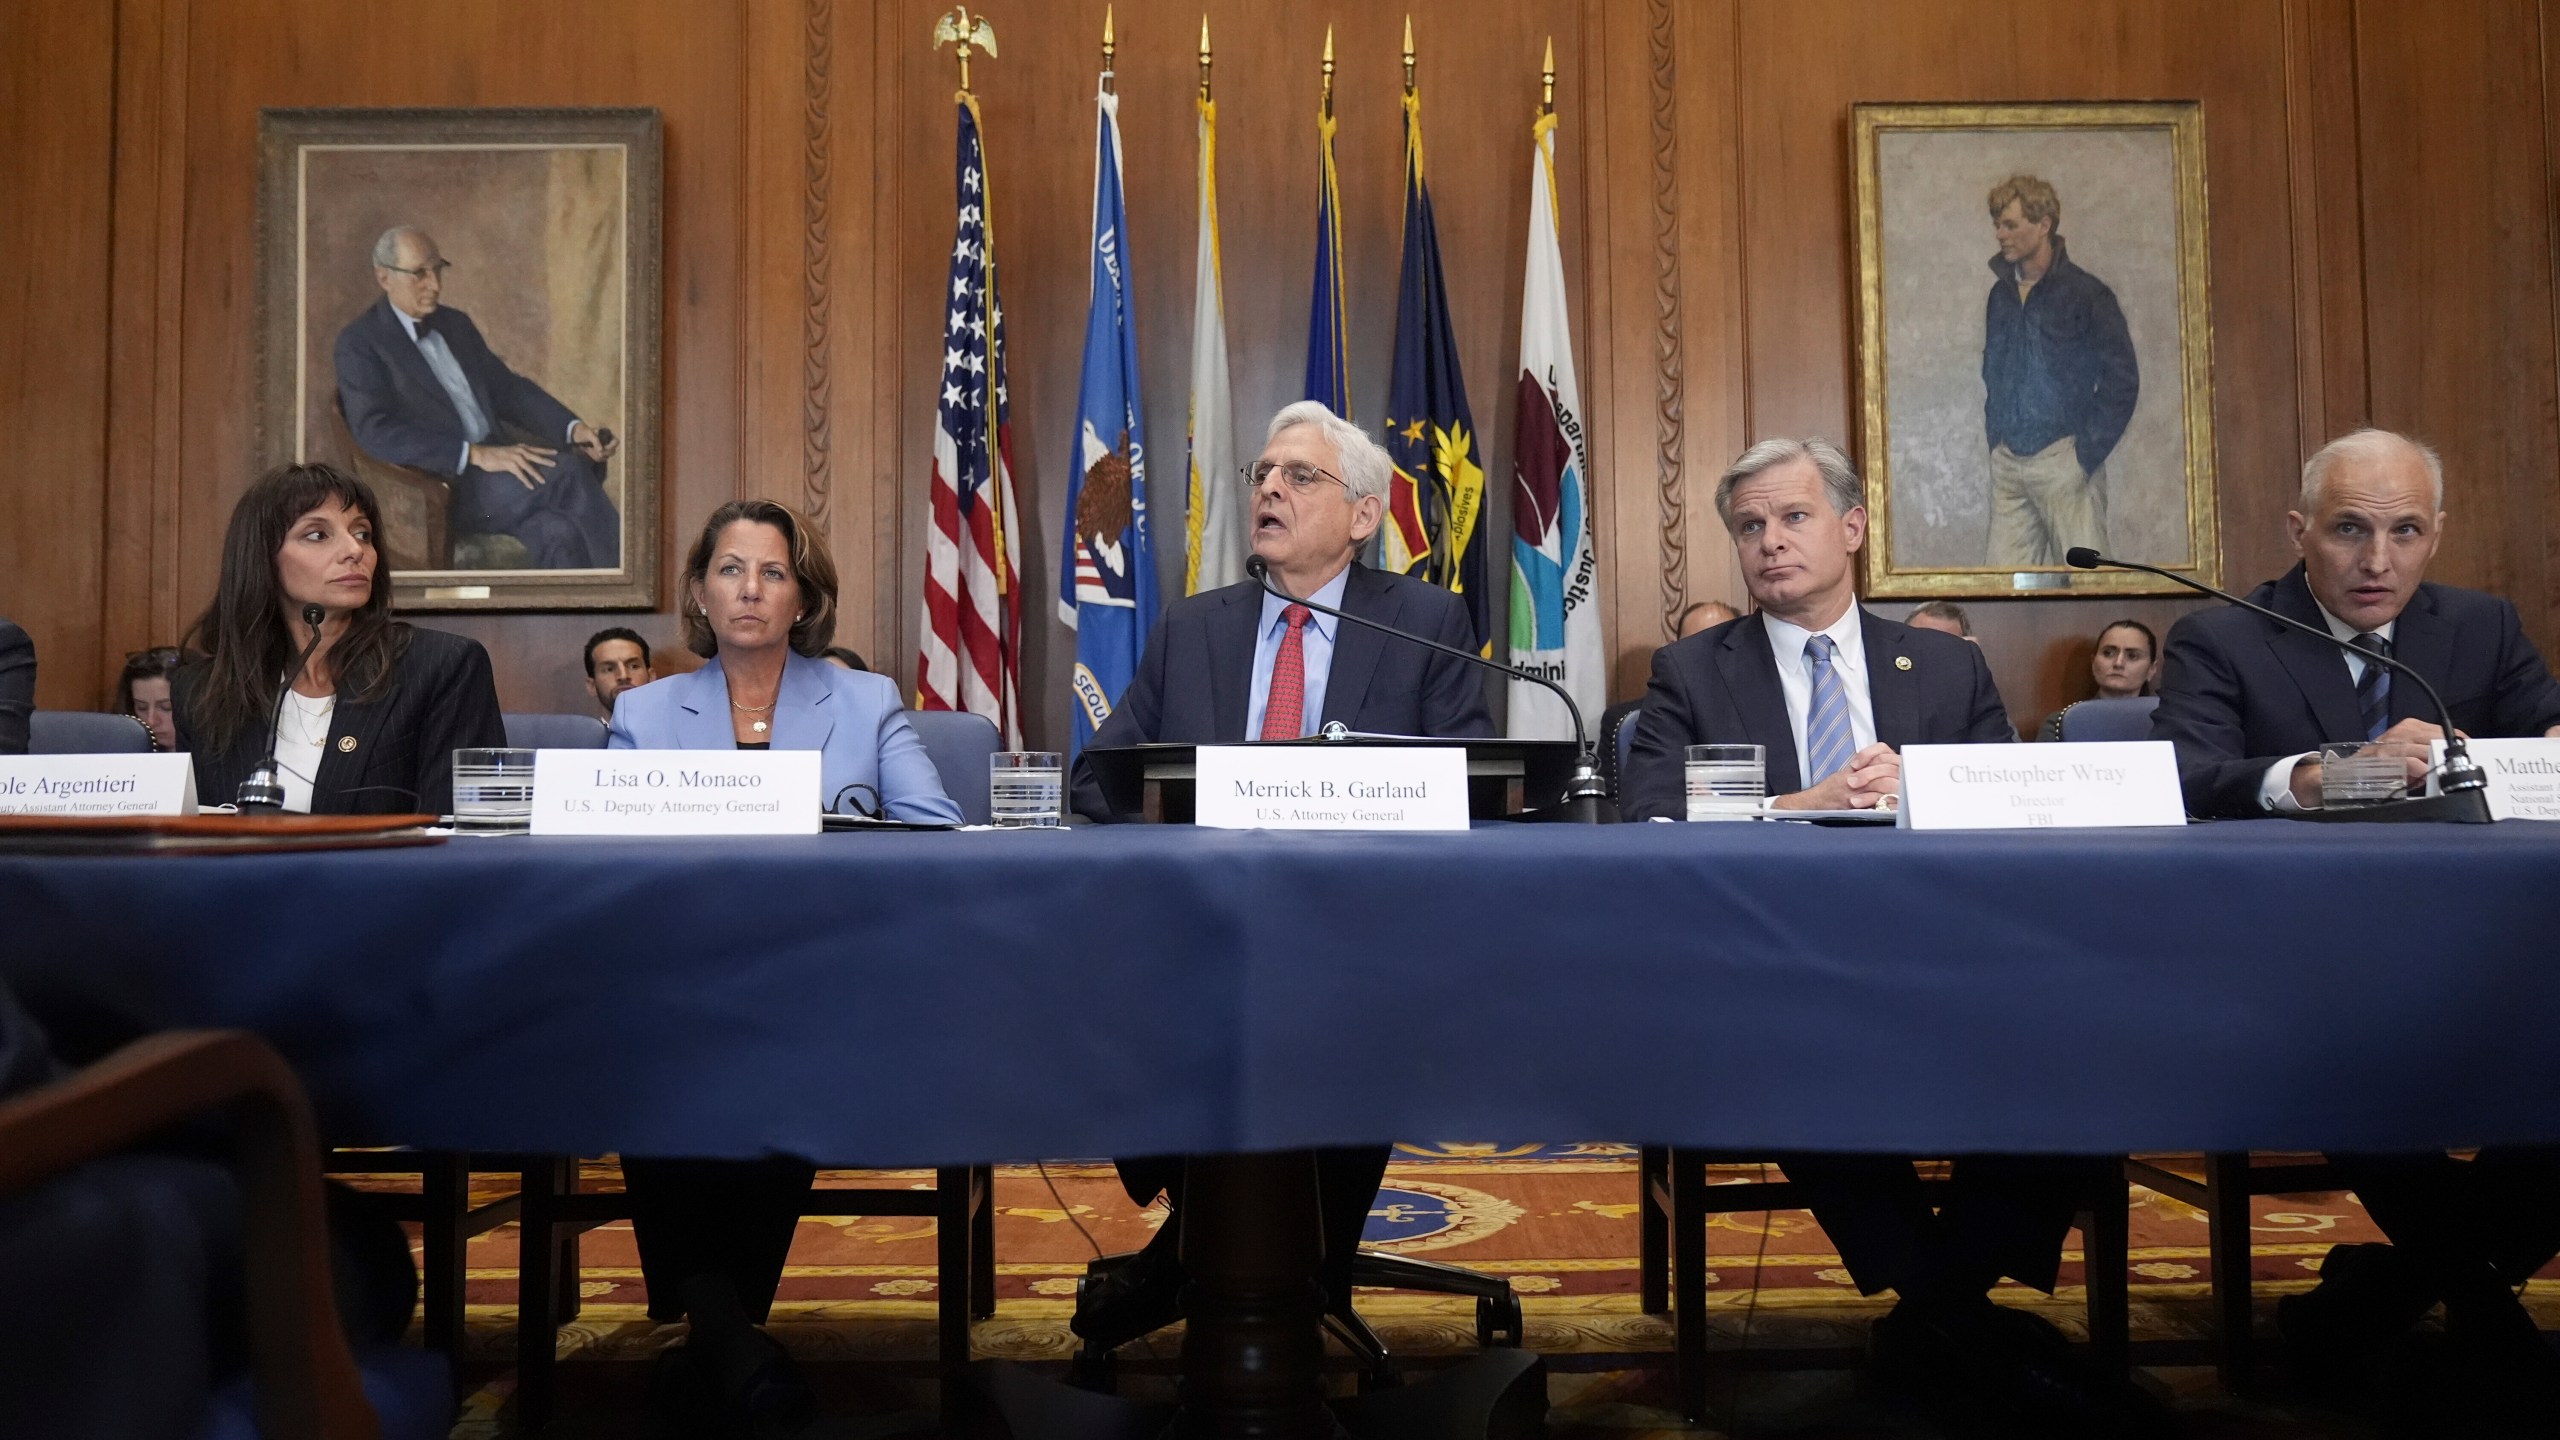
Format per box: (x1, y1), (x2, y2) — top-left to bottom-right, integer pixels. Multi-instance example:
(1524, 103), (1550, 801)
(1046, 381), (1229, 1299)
(0, 754), (197, 817)
(1193, 745), (1471, 832)
(532, 749), (820, 835)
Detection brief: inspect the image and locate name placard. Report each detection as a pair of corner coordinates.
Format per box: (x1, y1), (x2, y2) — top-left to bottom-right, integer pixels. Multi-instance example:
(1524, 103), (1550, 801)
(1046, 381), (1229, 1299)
(0, 754), (196, 817)
(532, 749), (820, 835)
(1898, 741), (2185, 831)
(1194, 745), (1470, 831)
(2432, 737), (2560, 820)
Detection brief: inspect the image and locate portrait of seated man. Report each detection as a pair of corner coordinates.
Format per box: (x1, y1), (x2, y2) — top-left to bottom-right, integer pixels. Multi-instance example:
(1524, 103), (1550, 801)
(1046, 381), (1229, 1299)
(334, 225), (623, 570)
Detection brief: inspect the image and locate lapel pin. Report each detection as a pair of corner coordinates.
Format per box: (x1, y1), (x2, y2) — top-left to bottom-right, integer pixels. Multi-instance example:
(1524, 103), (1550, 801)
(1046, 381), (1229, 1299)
(338, 735), (359, 753)
(1894, 655), (1913, 671)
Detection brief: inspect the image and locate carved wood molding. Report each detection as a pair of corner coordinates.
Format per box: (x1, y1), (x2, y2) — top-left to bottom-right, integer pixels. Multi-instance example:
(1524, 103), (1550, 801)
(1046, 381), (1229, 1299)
(1646, 0), (1687, 641)
(801, 0), (833, 528)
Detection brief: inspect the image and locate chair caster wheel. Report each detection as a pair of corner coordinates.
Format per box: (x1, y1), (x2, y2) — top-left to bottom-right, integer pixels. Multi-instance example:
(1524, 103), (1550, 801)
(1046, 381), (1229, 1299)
(1476, 1289), (1523, 1348)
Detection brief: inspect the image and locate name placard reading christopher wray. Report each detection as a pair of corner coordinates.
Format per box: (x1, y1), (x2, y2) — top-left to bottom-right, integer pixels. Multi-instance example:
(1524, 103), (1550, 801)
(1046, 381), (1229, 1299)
(532, 749), (820, 835)
(1193, 745), (1471, 831)
(1898, 740), (2185, 831)
(0, 754), (197, 817)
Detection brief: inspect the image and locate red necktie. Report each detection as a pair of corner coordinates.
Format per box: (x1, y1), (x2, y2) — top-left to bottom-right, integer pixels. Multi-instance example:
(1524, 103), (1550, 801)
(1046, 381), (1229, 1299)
(1259, 604), (1314, 740)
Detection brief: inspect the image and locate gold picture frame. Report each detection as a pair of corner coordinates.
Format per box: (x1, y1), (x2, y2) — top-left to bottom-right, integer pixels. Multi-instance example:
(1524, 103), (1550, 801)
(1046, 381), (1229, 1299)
(1853, 101), (2218, 598)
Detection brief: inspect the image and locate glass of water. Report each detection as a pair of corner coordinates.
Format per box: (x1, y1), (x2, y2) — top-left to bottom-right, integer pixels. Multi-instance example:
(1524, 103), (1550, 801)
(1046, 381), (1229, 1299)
(990, 750), (1063, 828)
(2321, 741), (2407, 809)
(451, 747), (536, 834)
(1685, 743), (1766, 821)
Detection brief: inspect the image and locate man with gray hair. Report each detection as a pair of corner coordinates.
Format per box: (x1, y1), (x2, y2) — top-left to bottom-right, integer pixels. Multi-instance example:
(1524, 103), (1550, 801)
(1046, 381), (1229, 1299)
(333, 225), (622, 569)
(1065, 399), (1491, 1353)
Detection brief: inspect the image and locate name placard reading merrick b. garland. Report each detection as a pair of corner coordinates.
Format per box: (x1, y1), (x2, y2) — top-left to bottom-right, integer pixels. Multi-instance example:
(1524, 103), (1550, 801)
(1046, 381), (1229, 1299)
(1193, 745), (1471, 831)
(532, 750), (820, 835)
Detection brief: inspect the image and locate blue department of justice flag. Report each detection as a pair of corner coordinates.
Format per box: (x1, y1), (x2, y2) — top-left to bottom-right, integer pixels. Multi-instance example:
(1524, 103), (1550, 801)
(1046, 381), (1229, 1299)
(1380, 87), (1489, 652)
(1059, 84), (1159, 757)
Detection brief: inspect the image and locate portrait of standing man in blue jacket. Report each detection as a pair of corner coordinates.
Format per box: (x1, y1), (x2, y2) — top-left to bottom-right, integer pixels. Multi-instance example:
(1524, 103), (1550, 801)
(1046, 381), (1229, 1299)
(1981, 175), (2139, 567)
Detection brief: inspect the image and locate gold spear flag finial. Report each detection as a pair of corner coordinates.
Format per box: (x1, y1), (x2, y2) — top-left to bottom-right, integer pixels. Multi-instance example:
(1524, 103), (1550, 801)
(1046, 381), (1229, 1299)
(1402, 15), (1417, 95)
(932, 8), (999, 93)
(1102, 4), (1116, 94)
(1541, 35), (1555, 115)
(1198, 14), (1213, 101)
(1321, 24), (1336, 120)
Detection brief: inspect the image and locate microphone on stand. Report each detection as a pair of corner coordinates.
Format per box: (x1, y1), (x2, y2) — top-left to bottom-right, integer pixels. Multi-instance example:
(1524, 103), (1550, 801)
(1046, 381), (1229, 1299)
(2063, 548), (2490, 823)
(1244, 556), (1616, 823)
(237, 603), (330, 812)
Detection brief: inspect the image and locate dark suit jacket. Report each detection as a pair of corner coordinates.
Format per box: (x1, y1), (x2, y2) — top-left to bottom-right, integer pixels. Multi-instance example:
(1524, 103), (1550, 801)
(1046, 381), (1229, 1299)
(1623, 610), (2014, 821)
(2150, 564), (2560, 818)
(172, 626), (506, 816)
(334, 298), (580, 477)
(0, 618), (31, 756)
(1069, 563), (1496, 821)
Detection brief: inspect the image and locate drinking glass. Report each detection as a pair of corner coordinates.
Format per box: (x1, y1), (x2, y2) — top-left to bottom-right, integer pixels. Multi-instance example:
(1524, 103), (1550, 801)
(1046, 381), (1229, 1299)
(2320, 741), (2406, 809)
(990, 750), (1064, 828)
(451, 747), (537, 834)
(1685, 743), (1766, 821)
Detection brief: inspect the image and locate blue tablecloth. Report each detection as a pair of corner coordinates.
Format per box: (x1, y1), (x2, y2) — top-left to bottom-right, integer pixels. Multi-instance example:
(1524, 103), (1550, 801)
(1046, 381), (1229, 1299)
(3, 821), (2556, 1163)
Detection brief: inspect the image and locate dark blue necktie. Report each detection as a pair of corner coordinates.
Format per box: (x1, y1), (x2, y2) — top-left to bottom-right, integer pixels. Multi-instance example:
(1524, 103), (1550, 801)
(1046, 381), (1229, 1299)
(2352, 632), (2391, 742)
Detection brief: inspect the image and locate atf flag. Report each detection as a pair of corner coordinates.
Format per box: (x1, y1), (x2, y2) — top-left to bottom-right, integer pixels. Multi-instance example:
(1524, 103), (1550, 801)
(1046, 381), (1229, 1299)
(1303, 101), (1350, 418)
(1059, 84), (1159, 757)
(1507, 108), (1602, 739)
(1381, 87), (1489, 651)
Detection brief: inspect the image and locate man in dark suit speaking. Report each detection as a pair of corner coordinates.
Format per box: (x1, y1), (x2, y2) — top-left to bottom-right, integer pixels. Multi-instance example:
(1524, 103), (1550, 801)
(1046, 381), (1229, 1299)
(334, 226), (622, 570)
(2152, 428), (2560, 1416)
(1066, 399), (1493, 1353)
(1625, 440), (2148, 1432)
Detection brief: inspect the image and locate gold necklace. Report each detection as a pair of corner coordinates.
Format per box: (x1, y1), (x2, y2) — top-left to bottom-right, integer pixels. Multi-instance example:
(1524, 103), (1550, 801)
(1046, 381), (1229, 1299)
(729, 696), (776, 735)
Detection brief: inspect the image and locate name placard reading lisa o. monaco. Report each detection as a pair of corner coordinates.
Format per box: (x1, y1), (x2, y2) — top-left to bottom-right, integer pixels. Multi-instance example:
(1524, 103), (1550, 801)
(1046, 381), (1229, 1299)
(0, 754), (198, 817)
(1193, 745), (1471, 831)
(1898, 741), (2185, 830)
(532, 749), (820, 835)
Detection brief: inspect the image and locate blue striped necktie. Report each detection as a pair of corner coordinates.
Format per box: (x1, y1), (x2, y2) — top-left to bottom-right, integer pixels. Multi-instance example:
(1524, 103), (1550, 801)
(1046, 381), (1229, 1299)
(2352, 632), (2391, 742)
(1804, 634), (1856, 784)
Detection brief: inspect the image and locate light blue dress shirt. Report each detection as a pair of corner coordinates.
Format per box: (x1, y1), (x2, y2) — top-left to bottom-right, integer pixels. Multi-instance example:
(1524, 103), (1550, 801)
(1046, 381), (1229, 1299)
(1243, 565), (1350, 740)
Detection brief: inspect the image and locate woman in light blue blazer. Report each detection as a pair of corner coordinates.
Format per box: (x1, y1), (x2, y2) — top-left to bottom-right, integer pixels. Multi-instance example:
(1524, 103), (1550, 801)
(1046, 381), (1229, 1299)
(607, 499), (957, 1429)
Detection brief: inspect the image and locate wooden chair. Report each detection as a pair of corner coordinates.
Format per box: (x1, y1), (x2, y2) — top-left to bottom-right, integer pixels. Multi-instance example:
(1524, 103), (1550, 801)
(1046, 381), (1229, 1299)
(327, 395), (456, 573)
(2122, 1153), (2340, 1386)
(0, 1029), (388, 1440)
(1638, 1148), (2130, 1425)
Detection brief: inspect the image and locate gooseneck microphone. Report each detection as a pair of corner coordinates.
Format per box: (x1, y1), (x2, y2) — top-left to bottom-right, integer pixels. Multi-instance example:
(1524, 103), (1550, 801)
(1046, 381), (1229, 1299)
(2064, 547), (2490, 822)
(237, 603), (331, 812)
(1244, 555), (1616, 823)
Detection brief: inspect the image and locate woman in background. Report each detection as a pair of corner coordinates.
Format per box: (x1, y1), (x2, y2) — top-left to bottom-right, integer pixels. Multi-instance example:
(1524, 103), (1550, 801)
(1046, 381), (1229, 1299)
(115, 646), (189, 752)
(173, 463), (503, 813)
(2037, 618), (2161, 741)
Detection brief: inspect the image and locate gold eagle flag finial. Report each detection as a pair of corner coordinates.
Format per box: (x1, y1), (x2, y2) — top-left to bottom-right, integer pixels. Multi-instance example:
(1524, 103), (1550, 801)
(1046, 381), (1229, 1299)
(932, 8), (999, 93)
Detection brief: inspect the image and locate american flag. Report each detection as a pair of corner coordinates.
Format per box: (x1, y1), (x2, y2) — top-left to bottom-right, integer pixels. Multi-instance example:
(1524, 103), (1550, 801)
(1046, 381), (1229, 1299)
(917, 97), (1024, 746)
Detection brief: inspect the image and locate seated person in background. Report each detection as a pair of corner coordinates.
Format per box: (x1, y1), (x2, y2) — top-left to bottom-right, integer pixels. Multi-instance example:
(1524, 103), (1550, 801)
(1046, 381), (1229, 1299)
(1678, 598), (1741, 638)
(172, 464), (505, 815)
(1627, 440), (2147, 1432)
(1066, 399), (1493, 1355)
(116, 647), (190, 752)
(819, 646), (868, 672)
(607, 499), (957, 1433)
(1905, 598), (1977, 642)
(0, 616), (30, 756)
(2152, 428), (2560, 1417)
(2033, 619), (2157, 740)
(581, 626), (654, 721)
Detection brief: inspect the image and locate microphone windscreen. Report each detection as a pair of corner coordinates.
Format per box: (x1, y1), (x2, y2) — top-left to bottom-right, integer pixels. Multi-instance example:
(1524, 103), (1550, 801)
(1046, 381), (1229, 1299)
(302, 603), (328, 626)
(2064, 547), (2104, 570)
(1244, 555), (1267, 580)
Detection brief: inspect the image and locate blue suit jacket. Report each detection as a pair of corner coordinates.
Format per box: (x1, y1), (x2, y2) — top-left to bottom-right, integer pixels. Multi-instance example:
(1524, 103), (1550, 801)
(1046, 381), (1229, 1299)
(608, 650), (964, 824)
(2150, 564), (2560, 817)
(1069, 563), (1495, 821)
(334, 298), (580, 477)
(1623, 609), (2014, 820)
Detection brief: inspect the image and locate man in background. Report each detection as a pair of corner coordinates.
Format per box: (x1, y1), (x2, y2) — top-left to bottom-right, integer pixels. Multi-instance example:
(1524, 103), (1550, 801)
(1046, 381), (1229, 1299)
(335, 226), (622, 569)
(582, 628), (654, 720)
(1905, 599), (1976, 642)
(1982, 175), (2138, 567)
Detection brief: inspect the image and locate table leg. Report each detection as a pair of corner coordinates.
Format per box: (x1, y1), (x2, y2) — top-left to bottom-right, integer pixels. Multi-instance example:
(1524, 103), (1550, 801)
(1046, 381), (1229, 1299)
(1176, 1149), (1333, 1438)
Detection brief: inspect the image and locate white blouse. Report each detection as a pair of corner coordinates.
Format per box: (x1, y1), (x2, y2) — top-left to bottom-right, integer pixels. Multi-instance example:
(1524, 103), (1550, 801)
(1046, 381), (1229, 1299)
(275, 688), (337, 814)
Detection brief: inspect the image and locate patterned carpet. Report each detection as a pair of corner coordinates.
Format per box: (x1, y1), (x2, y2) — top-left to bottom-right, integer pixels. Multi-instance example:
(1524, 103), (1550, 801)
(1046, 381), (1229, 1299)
(358, 1144), (2560, 1436)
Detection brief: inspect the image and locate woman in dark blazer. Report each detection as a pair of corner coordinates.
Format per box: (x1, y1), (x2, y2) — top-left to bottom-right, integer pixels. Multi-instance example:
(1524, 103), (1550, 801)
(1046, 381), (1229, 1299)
(172, 463), (504, 814)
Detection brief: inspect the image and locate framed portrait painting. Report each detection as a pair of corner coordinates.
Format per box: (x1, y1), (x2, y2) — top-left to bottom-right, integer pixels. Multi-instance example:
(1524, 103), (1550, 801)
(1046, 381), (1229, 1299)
(257, 108), (663, 611)
(1852, 102), (2218, 598)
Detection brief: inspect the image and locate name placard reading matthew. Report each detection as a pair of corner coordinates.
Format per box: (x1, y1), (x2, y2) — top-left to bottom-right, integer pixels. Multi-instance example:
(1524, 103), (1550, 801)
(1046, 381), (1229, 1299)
(1193, 745), (1470, 831)
(532, 749), (820, 835)
(1898, 741), (2185, 830)
(0, 754), (198, 817)
(2431, 737), (2560, 821)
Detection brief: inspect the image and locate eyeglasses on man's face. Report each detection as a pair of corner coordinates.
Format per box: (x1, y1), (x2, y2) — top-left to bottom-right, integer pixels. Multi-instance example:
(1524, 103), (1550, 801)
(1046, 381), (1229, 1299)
(1239, 460), (1350, 495)
(382, 260), (452, 282)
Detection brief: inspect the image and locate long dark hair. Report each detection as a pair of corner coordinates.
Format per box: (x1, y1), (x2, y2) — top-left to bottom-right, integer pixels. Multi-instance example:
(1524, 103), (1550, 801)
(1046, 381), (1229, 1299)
(113, 646), (190, 716)
(2093, 618), (2162, 697)
(183, 463), (411, 752)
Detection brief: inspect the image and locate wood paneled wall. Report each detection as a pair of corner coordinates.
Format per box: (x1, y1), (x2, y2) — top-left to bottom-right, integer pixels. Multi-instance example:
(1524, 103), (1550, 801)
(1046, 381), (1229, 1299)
(6, 0), (2559, 738)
